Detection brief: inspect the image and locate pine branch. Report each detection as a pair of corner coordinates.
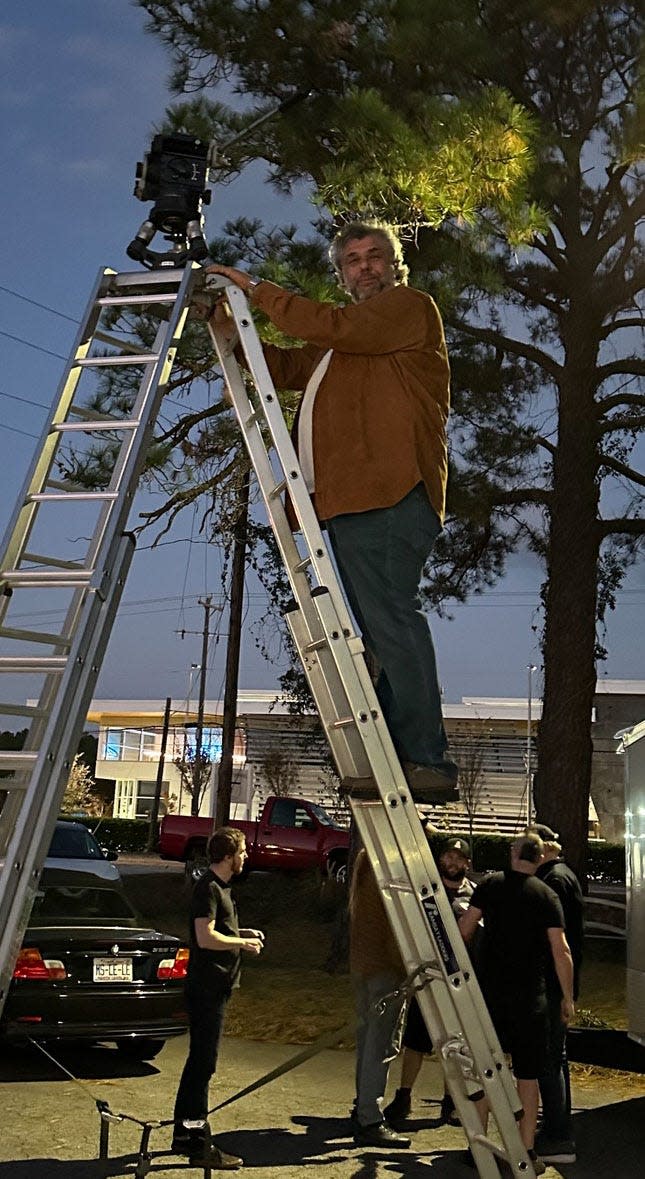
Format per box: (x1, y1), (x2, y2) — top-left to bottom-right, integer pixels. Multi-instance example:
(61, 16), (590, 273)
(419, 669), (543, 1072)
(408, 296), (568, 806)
(598, 517), (645, 539)
(453, 321), (561, 380)
(598, 452), (645, 488)
(596, 358), (645, 384)
(597, 390), (645, 413)
(597, 413), (645, 435)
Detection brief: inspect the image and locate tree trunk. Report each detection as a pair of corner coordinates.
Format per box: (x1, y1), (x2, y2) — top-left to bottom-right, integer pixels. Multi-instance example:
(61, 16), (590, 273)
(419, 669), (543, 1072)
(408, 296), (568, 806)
(535, 313), (600, 885)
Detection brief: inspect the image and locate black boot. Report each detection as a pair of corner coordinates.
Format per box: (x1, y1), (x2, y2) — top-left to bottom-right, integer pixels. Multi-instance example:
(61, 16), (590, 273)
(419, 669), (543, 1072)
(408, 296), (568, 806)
(383, 1087), (412, 1124)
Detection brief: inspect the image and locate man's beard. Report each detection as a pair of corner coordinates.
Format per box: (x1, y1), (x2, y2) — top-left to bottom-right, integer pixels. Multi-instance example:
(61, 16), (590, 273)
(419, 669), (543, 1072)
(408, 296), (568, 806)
(442, 867), (466, 884)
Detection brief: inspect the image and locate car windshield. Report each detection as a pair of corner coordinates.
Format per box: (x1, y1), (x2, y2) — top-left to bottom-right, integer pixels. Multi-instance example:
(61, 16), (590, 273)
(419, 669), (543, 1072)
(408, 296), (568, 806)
(30, 884), (136, 925)
(48, 825), (104, 859)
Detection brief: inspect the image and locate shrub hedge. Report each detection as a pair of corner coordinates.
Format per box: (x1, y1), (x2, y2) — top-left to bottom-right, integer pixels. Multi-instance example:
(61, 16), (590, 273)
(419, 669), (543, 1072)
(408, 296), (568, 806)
(63, 816), (626, 883)
(60, 815), (150, 854)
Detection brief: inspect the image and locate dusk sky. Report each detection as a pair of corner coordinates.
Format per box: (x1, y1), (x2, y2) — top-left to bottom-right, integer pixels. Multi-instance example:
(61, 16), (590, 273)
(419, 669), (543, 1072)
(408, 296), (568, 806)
(1, 0), (643, 715)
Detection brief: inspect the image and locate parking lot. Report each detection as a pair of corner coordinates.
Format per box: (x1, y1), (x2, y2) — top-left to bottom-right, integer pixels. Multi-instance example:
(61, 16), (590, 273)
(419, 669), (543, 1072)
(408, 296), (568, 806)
(1, 1031), (645, 1178)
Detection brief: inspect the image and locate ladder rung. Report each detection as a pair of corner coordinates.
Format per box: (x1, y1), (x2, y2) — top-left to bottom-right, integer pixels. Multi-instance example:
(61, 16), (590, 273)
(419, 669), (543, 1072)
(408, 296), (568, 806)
(23, 552), (85, 570)
(0, 750), (38, 768)
(293, 556), (312, 572)
(93, 330), (154, 355)
(96, 293), (179, 307)
(53, 418), (140, 433)
(0, 656), (67, 672)
(269, 479), (288, 498)
(1, 569), (92, 587)
(304, 637), (328, 653)
(30, 492), (118, 503)
(0, 701), (47, 719)
(76, 354), (158, 368)
(69, 405), (124, 423)
(0, 626), (71, 647)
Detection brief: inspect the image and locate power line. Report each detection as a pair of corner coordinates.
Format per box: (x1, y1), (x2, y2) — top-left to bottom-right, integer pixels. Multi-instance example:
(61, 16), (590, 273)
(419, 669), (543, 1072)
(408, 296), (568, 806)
(0, 328), (67, 361)
(0, 284), (77, 323)
(0, 389), (50, 411)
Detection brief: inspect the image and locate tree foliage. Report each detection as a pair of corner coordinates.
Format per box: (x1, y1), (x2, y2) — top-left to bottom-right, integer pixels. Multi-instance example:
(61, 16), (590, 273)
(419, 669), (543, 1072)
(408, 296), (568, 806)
(128, 1), (644, 879)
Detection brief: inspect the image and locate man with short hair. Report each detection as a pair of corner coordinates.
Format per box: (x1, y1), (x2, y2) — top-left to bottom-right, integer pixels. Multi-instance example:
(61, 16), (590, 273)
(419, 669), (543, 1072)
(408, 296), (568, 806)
(385, 837), (476, 1125)
(530, 823), (584, 1165)
(172, 827), (264, 1169)
(208, 221), (457, 805)
(459, 833), (575, 1173)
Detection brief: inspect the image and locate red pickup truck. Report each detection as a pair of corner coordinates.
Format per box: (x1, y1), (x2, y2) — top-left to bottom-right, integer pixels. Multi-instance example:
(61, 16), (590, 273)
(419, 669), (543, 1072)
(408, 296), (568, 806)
(159, 796), (350, 880)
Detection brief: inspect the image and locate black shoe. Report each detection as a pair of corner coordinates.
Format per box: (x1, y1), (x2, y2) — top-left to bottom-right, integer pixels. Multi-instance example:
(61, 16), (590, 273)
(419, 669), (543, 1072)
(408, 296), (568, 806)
(402, 761), (459, 804)
(534, 1134), (576, 1164)
(188, 1145), (243, 1169)
(353, 1121), (411, 1148)
(440, 1093), (459, 1124)
(384, 1087), (412, 1123)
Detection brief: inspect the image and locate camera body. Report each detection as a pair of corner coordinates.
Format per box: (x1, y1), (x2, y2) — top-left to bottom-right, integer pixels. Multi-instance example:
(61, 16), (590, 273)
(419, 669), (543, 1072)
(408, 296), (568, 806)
(128, 133), (214, 268)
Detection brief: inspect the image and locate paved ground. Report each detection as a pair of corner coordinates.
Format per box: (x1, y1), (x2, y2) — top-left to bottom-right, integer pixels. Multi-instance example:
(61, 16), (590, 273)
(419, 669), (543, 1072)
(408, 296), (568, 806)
(1, 1033), (644, 1179)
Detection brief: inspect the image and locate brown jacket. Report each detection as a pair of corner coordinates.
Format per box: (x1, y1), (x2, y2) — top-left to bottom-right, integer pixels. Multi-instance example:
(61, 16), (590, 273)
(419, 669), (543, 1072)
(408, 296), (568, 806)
(251, 280), (450, 524)
(349, 849), (405, 979)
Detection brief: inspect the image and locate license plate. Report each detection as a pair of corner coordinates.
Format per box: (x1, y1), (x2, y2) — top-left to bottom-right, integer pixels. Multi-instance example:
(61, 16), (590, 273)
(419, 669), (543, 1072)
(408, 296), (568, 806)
(93, 957), (133, 983)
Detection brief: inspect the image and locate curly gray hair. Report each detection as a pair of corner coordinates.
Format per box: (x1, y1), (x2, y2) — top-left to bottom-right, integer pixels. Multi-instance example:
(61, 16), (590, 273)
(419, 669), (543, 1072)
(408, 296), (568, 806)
(329, 221), (409, 287)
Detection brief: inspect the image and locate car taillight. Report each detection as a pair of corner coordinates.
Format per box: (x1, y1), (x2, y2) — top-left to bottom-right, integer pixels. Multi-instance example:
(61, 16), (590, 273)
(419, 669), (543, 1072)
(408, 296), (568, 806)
(13, 948), (66, 981)
(157, 947), (189, 980)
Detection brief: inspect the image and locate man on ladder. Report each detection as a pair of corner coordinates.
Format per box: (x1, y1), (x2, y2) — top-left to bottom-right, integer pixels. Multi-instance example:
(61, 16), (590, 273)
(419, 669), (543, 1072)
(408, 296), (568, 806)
(209, 220), (458, 806)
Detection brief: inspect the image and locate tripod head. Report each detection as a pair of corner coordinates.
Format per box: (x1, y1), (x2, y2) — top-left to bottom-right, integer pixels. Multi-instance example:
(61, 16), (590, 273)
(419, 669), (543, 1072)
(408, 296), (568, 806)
(127, 93), (311, 270)
(127, 133), (214, 269)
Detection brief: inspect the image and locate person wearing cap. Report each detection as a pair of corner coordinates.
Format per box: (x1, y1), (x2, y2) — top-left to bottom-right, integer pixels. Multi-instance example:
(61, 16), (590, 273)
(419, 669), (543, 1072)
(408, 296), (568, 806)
(384, 836), (476, 1126)
(458, 832), (575, 1173)
(529, 823), (584, 1166)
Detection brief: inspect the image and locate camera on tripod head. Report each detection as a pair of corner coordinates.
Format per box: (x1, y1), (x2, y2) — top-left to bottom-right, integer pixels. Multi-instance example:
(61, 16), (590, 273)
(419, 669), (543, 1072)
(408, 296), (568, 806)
(127, 132), (215, 269)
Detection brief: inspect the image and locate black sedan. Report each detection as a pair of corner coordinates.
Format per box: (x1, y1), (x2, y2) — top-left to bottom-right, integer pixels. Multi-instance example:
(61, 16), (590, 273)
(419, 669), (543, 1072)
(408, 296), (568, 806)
(2, 865), (188, 1060)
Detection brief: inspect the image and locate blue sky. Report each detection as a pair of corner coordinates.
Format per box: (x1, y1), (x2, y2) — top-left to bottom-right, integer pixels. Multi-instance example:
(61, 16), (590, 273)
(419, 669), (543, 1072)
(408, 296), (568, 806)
(1, 0), (642, 712)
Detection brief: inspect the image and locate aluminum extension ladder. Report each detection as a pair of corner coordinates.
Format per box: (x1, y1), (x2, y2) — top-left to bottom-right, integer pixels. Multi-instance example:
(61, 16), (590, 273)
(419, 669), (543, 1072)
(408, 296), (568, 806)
(0, 263), (204, 1013)
(207, 277), (536, 1179)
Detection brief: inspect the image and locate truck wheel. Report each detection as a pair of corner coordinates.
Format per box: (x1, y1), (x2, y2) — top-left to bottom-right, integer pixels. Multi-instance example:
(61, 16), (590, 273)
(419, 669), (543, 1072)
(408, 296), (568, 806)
(185, 846), (208, 883)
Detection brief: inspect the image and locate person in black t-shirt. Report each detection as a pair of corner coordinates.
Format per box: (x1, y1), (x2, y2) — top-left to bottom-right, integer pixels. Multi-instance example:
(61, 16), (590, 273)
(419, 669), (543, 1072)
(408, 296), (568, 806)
(172, 827), (264, 1170)
(530, 822), (584, 1165)
(459, 833), (575, 1165)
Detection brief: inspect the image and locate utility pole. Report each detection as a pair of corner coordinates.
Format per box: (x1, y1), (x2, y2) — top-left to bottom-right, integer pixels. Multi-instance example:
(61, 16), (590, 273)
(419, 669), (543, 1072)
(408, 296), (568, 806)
(216, 467), (250, 827)
(526, 663), (537, 825)
(147, 696), (171, 852)
(192, 595), (212, 816)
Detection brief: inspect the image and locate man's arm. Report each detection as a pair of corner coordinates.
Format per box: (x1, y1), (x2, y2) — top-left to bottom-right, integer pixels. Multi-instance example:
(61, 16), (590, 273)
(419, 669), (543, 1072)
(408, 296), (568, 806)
(207, 265), (440, 356)
(459, 904), (484, 944)
(547, 927), (575, 1024)
(194, 916), (263, 955)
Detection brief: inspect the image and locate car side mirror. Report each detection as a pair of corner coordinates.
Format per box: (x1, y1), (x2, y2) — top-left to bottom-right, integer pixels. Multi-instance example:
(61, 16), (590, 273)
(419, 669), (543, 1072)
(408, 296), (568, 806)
(102, 847), (119, 861)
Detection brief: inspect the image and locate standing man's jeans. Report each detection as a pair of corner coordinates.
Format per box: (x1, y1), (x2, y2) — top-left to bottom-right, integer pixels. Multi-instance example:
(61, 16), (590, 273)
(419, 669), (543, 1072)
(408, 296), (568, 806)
(327, 483), (448, 768)
(353, 971), (406, 1127)
(174, 982), (230, 1130)
(538, 993), (573, 1141)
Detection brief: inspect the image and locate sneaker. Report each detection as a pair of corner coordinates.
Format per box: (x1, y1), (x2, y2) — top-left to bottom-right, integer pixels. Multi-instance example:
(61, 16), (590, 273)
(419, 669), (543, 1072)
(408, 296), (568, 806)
(383, 1087), (412, 1123)
(353, 1121), (411, 1148)
(534, 1135), (577, 1164)
(402, 761), (459, 804)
